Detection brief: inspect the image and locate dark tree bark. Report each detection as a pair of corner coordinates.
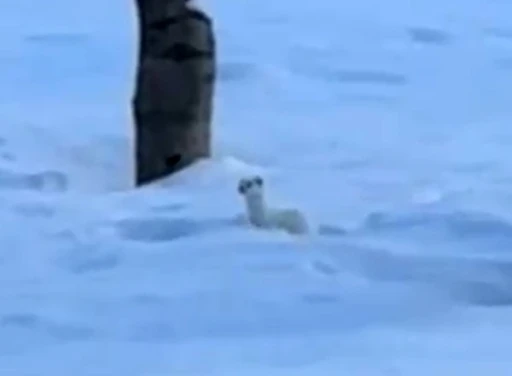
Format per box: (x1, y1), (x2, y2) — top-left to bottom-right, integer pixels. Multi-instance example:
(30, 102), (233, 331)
(133, 0), (215, 186)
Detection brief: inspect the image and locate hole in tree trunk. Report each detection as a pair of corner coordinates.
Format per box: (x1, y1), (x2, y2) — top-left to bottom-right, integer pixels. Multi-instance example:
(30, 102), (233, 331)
(165, 154), (182, 170)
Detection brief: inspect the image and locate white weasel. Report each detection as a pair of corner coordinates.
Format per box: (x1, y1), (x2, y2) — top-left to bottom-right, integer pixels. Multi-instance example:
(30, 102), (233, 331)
(237, 175), (309, 235)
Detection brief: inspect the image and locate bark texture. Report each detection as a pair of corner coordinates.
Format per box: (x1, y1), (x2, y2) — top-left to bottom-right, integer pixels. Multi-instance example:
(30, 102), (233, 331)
(133, 0), (215, 186)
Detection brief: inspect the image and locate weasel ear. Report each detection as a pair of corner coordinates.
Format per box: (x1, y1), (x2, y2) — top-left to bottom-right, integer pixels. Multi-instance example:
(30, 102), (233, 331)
(238, 180), (246, 194)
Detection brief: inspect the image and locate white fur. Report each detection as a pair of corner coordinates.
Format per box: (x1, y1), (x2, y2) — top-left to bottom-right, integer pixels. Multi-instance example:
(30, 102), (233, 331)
(238, 175), (309, 235)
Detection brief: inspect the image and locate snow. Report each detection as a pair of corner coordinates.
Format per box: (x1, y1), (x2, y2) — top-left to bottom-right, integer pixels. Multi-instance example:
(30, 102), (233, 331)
(1, 0), (512, 374)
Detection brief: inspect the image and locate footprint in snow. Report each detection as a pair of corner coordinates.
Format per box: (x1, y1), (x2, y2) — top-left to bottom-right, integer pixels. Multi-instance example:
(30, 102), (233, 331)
(116, 216), (241, 243)
(0, 313), (94, 341)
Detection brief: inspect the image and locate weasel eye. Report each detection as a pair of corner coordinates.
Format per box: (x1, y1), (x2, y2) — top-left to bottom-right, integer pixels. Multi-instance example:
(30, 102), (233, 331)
(238, 182), (246, 194)
(254, 177), (263, 186)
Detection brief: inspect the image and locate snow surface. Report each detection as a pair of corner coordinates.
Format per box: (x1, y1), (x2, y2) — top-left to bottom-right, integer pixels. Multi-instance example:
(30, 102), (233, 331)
(2, 0), (512, 374)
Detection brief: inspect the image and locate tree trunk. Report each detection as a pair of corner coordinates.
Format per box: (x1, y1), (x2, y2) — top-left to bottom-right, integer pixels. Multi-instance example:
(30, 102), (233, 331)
(133, 0), (215, 186)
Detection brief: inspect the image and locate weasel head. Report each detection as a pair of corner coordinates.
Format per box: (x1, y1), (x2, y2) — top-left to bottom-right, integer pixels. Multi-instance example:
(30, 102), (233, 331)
(238, 175), (267, 227)
(237, 175), (264, 199)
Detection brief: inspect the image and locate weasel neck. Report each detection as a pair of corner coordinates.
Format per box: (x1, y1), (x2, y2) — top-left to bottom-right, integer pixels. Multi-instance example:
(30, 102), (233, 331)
(245, 193), (268, 227)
